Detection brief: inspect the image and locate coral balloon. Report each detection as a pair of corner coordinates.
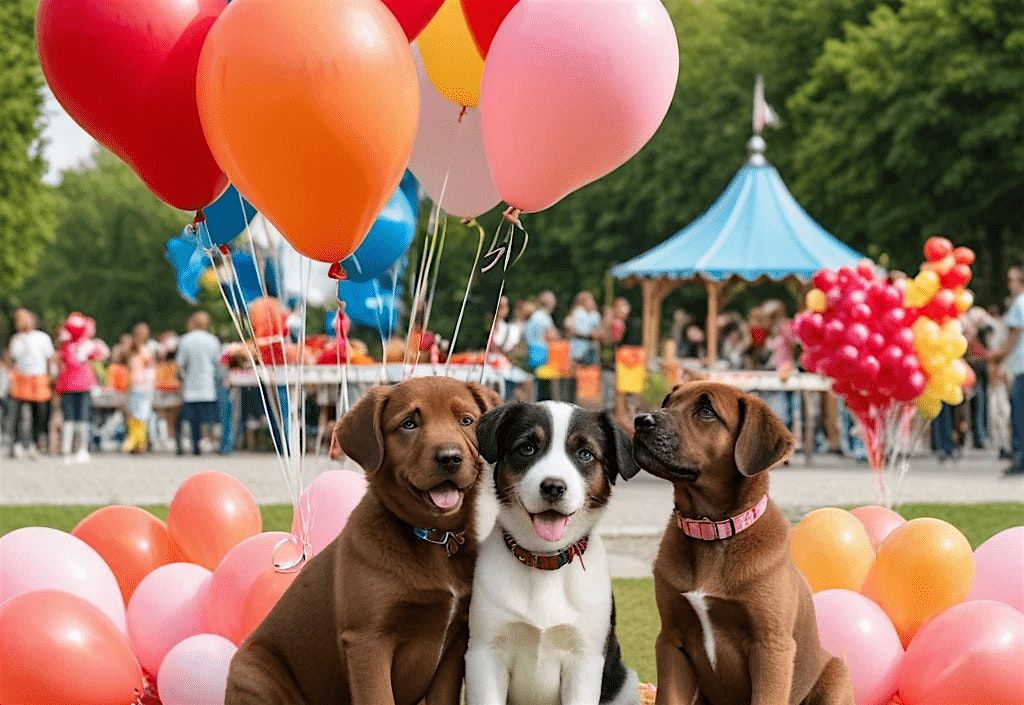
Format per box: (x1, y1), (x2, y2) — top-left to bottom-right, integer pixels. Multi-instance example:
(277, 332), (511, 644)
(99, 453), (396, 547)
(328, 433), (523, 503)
(967, 527), (1024, 613)
(407, 49), (501, 218)
(461, 0), (519, 56)
(813, 590), (904, 705)
(850, 506), (907, 550)
(481, 0), (679, 212)
(0, 590), (143, 705)
(0, 526), (127, 634)
(864, 518), (974, 646)
(36, 0), (227, 210)
(790, 508), (875, 593)
(898, 601), (1024, 705)
(248, 296), (286, 339)
(72, 505), (180, 603)
(157, 634), (237, 705)
(197, 0), (418, 264)
(127, 563), (212, 676)
(236, 569), (298, 643)
(381, 0), (443, 39)
(417, 0), (485, 107)
(206, 531), (294, 643)
(923, 237), (953, 262)
(167, 471), (262, 570)
(292, 470), (369, 556)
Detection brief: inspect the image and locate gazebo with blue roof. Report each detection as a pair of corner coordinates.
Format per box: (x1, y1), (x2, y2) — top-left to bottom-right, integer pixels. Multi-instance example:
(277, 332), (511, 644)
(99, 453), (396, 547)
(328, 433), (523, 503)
(612, 105), (863, 362)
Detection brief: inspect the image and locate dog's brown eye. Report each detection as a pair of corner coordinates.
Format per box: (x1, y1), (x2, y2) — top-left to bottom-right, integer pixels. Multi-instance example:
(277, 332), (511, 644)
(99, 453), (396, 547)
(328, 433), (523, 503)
(518, 444), (536, 457)
(401, 417), (417, 430)
(576, 449), (595, 463)
(460, 415), (474, 426)
(695, 405), (717, 420)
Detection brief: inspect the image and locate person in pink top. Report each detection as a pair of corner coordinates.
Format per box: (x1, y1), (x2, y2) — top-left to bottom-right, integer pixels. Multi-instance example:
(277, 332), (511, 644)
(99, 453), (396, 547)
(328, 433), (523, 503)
(55, 312), (109, 463)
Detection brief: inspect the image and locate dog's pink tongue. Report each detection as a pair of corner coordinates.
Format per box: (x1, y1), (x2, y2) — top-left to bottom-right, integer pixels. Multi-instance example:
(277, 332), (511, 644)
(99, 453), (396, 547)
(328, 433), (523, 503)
(533, 512), (569, 542)
(429, 485), (461, 509)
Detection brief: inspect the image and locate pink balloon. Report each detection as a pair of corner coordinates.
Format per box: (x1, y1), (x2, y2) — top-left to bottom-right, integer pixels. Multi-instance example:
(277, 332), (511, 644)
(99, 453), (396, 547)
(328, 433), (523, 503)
(127, 562), (212, 676)
(813, 590), (903, 705)
(206, 531), (292, 643)
(851, 506), (907, 550)
(157, 634), (237, 705)
(0, 526), (126, 634)
(967, 527), (1024, 613)
(480, 0), (678, 212)
(407, 48), (501, 219)
(291, 470), (369, 556)
(899, 600), (1024, 705)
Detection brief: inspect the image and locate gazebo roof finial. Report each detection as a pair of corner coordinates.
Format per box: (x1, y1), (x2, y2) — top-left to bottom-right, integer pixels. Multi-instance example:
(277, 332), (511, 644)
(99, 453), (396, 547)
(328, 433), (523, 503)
(749, 75), (779, 165)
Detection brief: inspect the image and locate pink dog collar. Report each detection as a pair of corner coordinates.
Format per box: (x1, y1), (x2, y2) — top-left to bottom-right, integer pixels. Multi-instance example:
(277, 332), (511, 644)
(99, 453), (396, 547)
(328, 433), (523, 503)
(675, 494), (769, 541)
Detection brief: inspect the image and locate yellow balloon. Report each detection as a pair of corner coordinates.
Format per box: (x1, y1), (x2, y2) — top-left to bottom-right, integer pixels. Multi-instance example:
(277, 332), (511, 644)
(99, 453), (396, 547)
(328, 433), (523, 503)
(941, 335), (967, 359)
(921, 353), (947, 374)
(915, 270), (941, 296)
(941, 384), (964, 406)
(955, 288), (974, 313)
(913, 317), (940, 340)
(805, 288), (826, 313)
(917, 394), (942, 419)
(904, 282), (930, 308)
(417, 0), (484, 107)
(790, 508), (875, 593)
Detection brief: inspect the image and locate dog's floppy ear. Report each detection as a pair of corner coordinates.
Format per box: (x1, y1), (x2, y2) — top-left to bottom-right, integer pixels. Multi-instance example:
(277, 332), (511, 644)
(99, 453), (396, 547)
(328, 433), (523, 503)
(734, 394), (794, 476)
(600, 411), (641, 484)
(476, 403), (519, 464)
(466, 382), (503, 414)
(335, 385), (389, 473)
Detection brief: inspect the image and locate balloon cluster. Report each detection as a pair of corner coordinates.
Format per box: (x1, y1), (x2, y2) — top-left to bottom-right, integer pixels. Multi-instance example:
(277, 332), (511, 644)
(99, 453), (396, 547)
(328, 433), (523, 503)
(791, 507), (1024, 705)
(904, 237), (976, 418)
(38, 0), (679, 268)
(795, 262), (926, 423)
(0, 470), (366, 705)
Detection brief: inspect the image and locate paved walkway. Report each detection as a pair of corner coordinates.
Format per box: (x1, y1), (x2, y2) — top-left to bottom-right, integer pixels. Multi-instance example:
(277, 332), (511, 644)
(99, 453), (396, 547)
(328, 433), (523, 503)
(2, 449), (1021, 577)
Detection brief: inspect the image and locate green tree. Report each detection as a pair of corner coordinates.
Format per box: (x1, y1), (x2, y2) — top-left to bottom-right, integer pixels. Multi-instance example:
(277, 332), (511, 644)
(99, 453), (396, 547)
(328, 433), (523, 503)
(16, 151), (194, 340)
(0, 0), (56, 294)
(789, 0), (1024, 304)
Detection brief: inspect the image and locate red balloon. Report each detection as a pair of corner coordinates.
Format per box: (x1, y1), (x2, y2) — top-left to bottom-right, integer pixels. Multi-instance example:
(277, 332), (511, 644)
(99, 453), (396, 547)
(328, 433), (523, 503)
(461, 0), (520, 56)
(899, 353), (922, 376)
(0, 590), (144, 705)
(921, 289), (957, 323)
(923, 236), (954, 262)
(882, 285), (905, 310)
(846, 323), (871, 347)
(826, 287), (844, 309)
(825, 320), (847, 346)
(881, 345), (905, 369)
(868, 332), (887, 353)
(801, 349), (824, 373)
(893, 327), (916, 352)
(814, 269), (839, 292)
(952, 246), (976, 266)
(36, 0), (228, 210)
(382, 0), (444, 40)
(167, 471), (263, 570)
(882, 308), (909, 336)
(856, 260), (876, 279)
(940, 263), (972, 289)
(858, 355), (881, 386)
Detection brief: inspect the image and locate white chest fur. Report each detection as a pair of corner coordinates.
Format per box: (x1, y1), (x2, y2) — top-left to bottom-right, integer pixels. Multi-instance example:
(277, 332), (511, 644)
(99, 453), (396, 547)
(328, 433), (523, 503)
(681, 590), (717, 671)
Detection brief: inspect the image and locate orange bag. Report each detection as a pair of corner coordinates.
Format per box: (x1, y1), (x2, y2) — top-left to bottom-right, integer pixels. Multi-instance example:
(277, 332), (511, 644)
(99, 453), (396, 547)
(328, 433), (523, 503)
(106, 363), (129, 392)
(10, 372), (51, 403)
(547, 340), (571, 377)
(155, 362), (180, 392)
(575, 365), (602, 403)
(615, 346), (646, 394)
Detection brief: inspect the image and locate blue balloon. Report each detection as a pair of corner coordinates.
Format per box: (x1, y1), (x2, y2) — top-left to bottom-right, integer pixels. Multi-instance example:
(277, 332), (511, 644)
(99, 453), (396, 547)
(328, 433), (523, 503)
(166, 236), (210, 304)
(341, 180), (417, 283)
(399, 170), (419, 212)
(200, 184), (257, 245)
(335, 277), (403, 333)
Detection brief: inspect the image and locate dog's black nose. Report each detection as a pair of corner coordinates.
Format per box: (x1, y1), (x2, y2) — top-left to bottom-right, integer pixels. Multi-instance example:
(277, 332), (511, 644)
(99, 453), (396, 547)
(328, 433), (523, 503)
(539, 478), (567, 500)
(635, 414), (657, 431)
(435, 448), (463, 468)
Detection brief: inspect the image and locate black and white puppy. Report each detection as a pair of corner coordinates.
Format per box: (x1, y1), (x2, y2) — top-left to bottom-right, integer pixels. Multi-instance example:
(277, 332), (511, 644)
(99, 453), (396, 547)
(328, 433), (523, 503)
(466, 401), (641, 705)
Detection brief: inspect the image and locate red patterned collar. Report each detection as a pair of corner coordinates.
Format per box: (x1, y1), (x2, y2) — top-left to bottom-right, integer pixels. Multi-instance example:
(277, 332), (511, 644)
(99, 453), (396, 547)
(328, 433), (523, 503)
(674, 494), (769, 541)
(503, 531), (588, 570)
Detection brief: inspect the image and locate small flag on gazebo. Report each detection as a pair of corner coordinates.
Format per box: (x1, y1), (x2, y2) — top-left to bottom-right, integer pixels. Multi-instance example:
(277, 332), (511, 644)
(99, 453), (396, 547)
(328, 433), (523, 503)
(752, 75), (781, 135)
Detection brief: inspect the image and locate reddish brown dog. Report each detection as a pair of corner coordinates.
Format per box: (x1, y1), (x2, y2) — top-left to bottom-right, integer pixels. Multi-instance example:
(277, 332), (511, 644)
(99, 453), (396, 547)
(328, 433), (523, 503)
(632, 381), (854, 705)
(225, 377), (501, 705)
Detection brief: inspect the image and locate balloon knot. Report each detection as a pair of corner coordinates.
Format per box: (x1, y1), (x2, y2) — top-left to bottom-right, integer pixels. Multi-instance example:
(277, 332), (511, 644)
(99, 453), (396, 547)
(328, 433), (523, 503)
(460, 218), (474, 226)
(193, 209), (206, 226)
(503, 207), (521, 225)
(458, 105), (468, 122)
(218, 244), (231, 256)
(328, 262), (347, 281)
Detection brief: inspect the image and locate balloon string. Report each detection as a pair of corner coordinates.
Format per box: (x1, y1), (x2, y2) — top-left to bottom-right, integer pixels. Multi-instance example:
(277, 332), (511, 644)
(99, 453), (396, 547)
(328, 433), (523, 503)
(444, 219), (486, 375)
(421, 214), (449, 342)
(405, 212), (442, 378)
(403, 200), (440, 375)
(480, 213), (529, 384)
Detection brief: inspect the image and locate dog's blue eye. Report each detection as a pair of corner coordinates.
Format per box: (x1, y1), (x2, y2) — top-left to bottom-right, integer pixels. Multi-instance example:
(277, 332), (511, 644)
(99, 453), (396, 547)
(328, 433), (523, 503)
(576, 449), (595, 462)
(518, 444), (536, 456)
(460, 416), (474, 426)
(401, 417), (417, 430)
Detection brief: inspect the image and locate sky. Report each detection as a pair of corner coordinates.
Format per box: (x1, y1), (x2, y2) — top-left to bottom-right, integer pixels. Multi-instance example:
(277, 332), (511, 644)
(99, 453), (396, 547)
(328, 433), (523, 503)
(40, 87), (96, 185)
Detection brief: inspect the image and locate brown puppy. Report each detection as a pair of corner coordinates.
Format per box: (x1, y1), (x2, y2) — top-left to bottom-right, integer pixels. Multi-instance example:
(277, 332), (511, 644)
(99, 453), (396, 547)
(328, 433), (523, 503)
(632, 381), (854, 705)
(226, 377), (501, 705)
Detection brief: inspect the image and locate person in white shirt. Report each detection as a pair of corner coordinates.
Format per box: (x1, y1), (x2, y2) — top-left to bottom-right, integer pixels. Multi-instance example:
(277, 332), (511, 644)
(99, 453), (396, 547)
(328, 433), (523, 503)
(175, 312), (223, 456)
(4, 309), (55, 459)
(990, 266), (1024, 475)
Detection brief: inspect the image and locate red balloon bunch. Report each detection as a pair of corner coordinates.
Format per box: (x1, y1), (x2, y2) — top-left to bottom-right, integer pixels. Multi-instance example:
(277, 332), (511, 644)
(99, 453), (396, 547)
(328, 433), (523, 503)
(794, 263), (927, 425)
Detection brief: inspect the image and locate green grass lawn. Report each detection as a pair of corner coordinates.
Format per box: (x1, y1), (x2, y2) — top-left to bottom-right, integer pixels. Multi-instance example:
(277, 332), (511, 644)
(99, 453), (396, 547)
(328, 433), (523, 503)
(1, 502), (1020, 684)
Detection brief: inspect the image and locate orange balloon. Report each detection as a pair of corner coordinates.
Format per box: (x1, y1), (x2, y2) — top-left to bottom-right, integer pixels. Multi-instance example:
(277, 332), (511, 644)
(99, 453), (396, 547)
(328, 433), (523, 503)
(167, 471), (262, 570)
(197, 0), (419, 264)
(234, 568), (298, 644)
(864, 518), (974, 646)
(850, 505), (907, 550)
(0, 590), (144, 705)
(71, 505), (181, 603)
(790, 508), (875, 593)
(248, 296), (285, 339)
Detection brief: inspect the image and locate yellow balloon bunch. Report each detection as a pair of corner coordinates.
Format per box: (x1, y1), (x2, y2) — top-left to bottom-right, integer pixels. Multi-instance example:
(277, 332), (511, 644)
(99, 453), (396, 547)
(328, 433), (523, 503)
(805, 288), (826, 313)
(912, 317), (969, 418)
(904, 270), (941, 308)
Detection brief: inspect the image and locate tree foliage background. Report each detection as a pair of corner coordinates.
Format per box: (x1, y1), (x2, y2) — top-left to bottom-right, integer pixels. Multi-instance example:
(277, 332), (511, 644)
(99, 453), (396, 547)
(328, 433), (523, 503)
(3, 0), (1022, 348)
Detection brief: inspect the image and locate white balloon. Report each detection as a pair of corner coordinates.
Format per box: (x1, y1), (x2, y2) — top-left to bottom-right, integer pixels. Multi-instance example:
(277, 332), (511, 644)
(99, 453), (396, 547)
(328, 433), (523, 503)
(158, 634), (237, 705)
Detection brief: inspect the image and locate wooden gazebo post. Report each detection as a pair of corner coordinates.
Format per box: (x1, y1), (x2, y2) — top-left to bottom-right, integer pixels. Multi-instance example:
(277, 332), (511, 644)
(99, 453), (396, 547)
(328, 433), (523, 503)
(705, 278), (721, 365)
(640, 278), (679, 361)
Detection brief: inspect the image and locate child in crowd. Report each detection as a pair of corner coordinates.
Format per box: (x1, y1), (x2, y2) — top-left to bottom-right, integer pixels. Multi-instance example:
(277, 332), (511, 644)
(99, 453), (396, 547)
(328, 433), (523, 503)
(54, 312), (109, 463)
(123, 334), (156, 453)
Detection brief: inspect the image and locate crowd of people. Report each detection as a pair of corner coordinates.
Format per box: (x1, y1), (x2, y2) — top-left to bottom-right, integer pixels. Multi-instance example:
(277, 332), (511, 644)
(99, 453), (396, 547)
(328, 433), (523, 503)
(4, 266), (1022, 472)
